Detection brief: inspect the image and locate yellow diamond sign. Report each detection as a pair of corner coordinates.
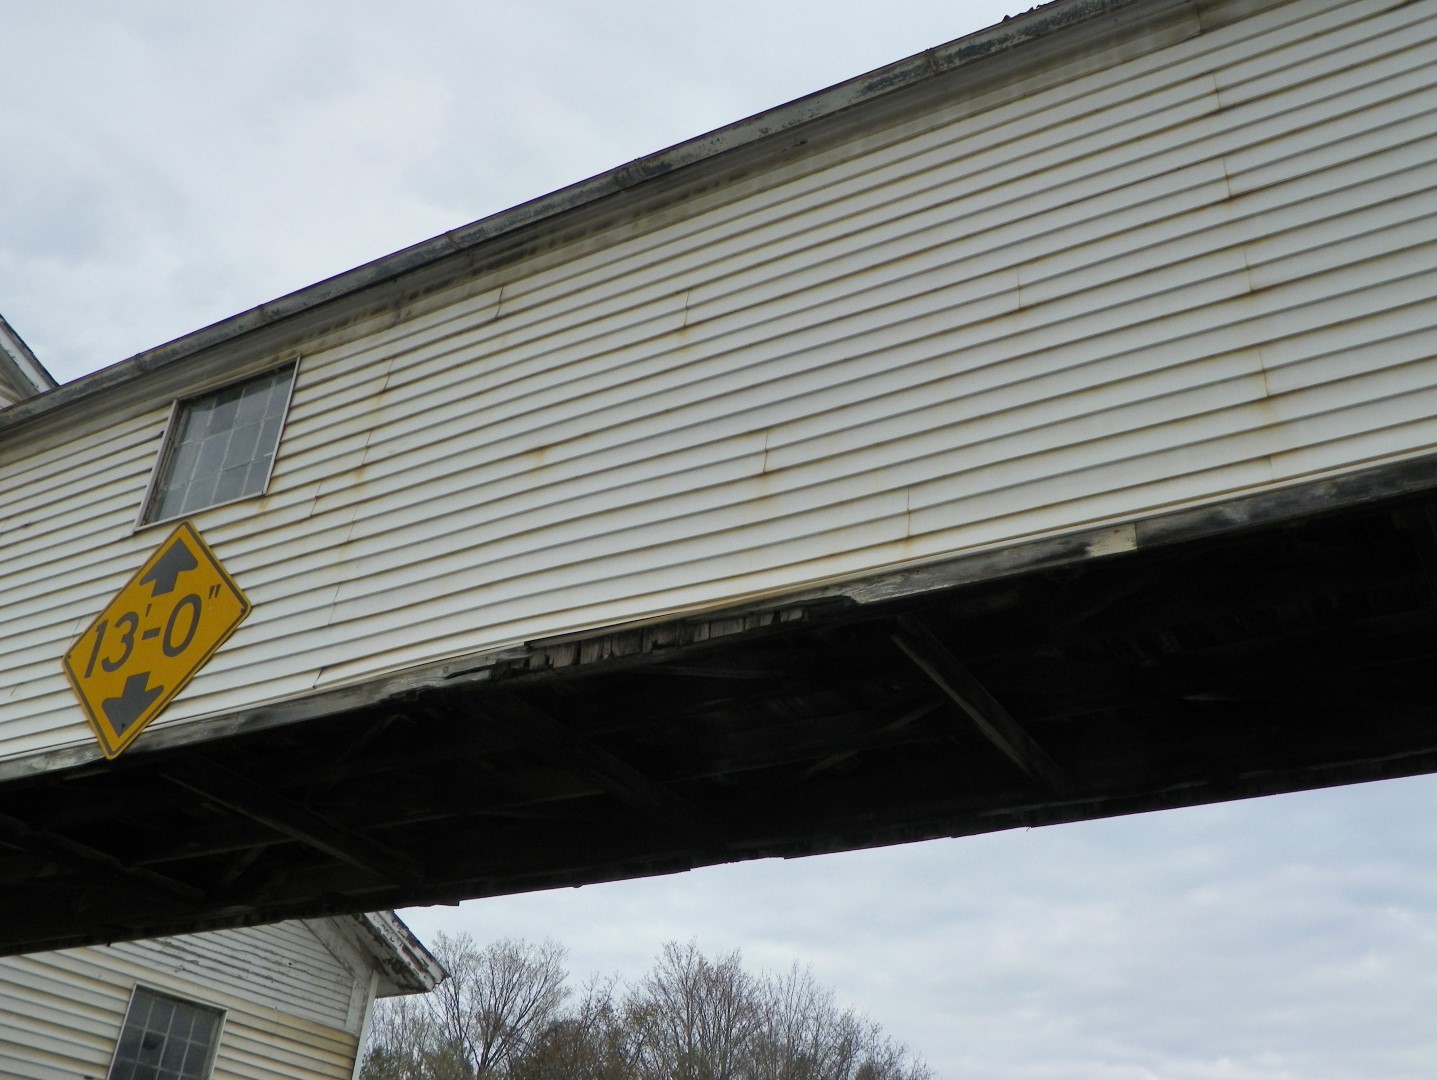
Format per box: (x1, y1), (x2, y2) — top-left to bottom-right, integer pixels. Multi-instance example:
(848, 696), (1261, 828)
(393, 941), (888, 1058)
(63, 522), (251, 759)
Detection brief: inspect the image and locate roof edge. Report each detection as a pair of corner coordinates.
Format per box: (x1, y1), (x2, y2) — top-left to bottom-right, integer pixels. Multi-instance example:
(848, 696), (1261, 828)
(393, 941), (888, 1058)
(1, 0), (1174, 432)
(348, 911), (447, 997)
(0, 314), (58, 403)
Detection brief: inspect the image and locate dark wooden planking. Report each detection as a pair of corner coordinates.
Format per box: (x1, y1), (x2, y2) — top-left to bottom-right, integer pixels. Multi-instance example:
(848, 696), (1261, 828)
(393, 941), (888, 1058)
(161, 758), (422, 887)
(481, 694), (729, 843)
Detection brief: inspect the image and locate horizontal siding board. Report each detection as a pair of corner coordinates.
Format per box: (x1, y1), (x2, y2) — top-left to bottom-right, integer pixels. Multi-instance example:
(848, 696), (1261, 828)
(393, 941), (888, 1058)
(1261, 307), (1437, 384)
(319, 372), (1280, 616)
(1216, 4), (1434, 104)
(0, 921), (365, 1080)
(350, 142), (1425, 502)
(0, 420), (157, 504)
(1271, 413), (1437, 477)
(492, 1), (1375, 319)
(215, 1025), (356, 1080)
(698, 20), (1422, 315)
(376, 244), (1408, 519)
(1228, 91), (1436, 198)
(379, 63), (1235, 384)
(330, 38), (1419, 448)
(323, 363), (1258, 585)
(0, 442), (156, 546)
(3, 0), (1435, 754)
(106, 924), (355, 1030)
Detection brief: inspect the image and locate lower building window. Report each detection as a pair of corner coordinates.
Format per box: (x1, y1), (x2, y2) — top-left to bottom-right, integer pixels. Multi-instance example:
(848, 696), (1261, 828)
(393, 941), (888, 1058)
(108, 986), (224, 1080)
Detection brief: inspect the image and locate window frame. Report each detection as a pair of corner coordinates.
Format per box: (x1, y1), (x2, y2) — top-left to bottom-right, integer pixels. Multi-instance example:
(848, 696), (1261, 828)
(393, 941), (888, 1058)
(136, 361), (299, 530)
(106, 984), (226, 1080)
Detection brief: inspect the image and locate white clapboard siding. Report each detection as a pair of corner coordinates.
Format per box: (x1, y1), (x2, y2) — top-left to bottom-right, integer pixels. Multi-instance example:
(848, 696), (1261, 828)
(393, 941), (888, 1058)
(106, 922), (359, 1031)
(0, 922), (365, 1080)
(1, 0), (1434, 761)
(212, 1016), (357, 1080)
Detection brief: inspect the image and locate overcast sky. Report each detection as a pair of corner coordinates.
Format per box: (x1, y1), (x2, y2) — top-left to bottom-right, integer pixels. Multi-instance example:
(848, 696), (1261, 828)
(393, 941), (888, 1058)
(2, 4), (1433, 1078)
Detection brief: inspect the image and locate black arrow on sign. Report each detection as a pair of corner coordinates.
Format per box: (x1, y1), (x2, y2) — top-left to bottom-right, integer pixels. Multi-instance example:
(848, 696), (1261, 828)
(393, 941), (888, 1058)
(139, 539), (199, 596)
(102, 673), (165, 735)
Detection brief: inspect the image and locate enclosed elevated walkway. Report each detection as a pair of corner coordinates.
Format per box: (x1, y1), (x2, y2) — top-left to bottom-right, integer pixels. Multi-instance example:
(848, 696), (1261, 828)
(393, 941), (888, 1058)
(2, 458), (1431, 954)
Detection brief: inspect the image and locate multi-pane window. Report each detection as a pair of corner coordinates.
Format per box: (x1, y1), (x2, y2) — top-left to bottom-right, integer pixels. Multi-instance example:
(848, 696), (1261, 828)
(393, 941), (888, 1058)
(144, 363), (296, 524)
(107, 986), (224, 1080)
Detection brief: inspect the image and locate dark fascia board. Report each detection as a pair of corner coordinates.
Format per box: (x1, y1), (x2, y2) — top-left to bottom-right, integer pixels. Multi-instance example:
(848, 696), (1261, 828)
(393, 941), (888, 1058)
(0, 0), (1264, 436)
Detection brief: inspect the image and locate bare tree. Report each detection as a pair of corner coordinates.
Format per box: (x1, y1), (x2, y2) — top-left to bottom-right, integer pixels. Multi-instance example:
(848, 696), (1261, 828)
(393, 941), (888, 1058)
(434, 933), (569, 1076)
(624, 940), (763, 1080)
(749, 960), (933, 1080)
(363, 933), (568, 1080)
(363, 936), (931, 1080)
(511, 976), (636, 1080)
(362, 993), (473, 1080)
(750, 961), (862, 1080)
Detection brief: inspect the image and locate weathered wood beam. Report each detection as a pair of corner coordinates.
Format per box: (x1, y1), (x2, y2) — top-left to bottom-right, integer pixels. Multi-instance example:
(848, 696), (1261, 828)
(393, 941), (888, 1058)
(485, 693), (727, 843)
(641, 649), (819, 682)
(644, 663), (796, 680)
(1396, 503), (1437, 587)
(892, 614), (1066, 793)
(263, 709), (517, 788)
(212, 844), (267, 893)
(704, 698), (934, 771)
(161, 758), (420, 887)
(0, 809), (204, 904)
(780, 700), (947, 790)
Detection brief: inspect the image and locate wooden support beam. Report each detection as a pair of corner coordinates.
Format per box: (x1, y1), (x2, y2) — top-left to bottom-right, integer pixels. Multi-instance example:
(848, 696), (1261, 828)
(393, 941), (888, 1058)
(0, 809), (204, 905)
(645, 649), (816, 682)
(212, 844), (267, 893)
(1396, 503), (1437, 587)
(892, 614), (1066, 794)
(781, 699), (946, 790)
(265, 710), (518, 789)
(645, 663), (793, 680)
(161, 758), (420, 887)
(486, 693), (727, 843)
